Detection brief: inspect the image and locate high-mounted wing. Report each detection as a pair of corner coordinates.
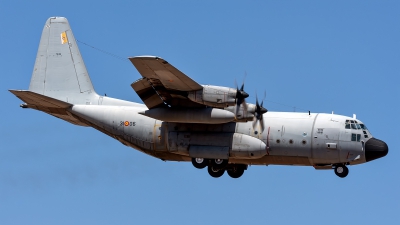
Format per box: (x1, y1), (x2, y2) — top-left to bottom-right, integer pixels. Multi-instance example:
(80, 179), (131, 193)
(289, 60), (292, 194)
(129, 56), (202, 91)
(130, 56), (205, 109)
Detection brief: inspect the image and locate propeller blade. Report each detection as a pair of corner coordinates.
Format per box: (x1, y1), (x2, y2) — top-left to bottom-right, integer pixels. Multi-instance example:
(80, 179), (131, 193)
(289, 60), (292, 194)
(260, 116), (265, 133)
(252, 116), (258, 128)
(242, 99), (248, 116)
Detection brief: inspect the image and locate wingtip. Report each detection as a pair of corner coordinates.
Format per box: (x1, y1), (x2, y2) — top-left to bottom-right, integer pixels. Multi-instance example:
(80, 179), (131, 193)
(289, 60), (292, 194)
(129, 55), (163, 60)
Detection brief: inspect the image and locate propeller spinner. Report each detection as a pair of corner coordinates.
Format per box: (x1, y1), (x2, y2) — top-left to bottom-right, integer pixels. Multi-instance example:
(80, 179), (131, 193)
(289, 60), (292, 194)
(252, 93), (268, 132)
(235, 82), (249, 117)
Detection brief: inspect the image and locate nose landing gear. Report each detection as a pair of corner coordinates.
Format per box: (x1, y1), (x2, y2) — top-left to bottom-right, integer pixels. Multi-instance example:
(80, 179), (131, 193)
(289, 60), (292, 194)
(334, 164), (349, 178)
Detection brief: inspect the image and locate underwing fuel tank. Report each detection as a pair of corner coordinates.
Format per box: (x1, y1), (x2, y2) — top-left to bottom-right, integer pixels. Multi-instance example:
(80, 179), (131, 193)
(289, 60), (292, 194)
(140, 108), (235, 124)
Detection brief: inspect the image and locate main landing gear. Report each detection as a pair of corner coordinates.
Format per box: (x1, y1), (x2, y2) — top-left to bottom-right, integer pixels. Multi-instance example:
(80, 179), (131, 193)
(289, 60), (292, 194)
(334, 164), (349, 178)
(192, 158), (247, 178)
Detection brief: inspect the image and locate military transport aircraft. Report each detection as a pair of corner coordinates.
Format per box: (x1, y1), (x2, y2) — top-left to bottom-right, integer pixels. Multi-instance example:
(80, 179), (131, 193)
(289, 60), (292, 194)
(10, 17), (388, 179)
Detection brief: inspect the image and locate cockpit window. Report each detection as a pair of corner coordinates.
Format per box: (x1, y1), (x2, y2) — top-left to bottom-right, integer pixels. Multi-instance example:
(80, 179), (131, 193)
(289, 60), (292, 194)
(360, 124), (368, 130)
(351, 133), (362, 142)
(345, 120), (368, 131)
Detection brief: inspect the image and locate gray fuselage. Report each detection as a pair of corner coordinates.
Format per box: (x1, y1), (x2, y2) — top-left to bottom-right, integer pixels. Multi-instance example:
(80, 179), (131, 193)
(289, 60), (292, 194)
(70, 98), (371, 167)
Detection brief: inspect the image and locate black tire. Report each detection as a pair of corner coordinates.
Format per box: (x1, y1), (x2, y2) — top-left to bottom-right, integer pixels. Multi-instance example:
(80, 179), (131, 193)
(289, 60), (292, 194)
(334, 164), (349, 178)
(208, 165), (225, 178)
(227, 165), (245, 178)
(191, 158), (208, 169)
(211, 159), (228, 169)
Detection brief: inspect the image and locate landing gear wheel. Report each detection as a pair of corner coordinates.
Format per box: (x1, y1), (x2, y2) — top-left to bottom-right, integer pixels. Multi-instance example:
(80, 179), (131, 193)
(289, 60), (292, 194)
(208, 165), (225, 178)
(211, 159), (228, 169)
(334, 164), (349, 178)
(191, 158), (208, 169)
(227, 165), (245, 178)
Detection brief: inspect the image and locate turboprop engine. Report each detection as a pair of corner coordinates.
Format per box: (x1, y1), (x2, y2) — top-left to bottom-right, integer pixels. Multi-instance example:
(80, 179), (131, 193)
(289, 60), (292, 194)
(139, 108), (235, 124)
(188, 85), (249, 108)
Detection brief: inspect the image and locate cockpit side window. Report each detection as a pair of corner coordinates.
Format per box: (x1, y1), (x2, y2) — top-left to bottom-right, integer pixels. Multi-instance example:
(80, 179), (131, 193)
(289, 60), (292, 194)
(351, 133), (362, 142)
(360, 124), (369, 138)
(345, 120), (350, 129)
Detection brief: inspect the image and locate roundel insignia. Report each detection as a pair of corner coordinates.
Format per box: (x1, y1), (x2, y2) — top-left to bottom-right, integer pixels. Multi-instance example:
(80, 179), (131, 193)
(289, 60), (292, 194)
(124, 121), (129, 126)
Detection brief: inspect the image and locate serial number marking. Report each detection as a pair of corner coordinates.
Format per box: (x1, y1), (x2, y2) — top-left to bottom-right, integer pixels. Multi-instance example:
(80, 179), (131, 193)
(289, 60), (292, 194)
(120, 121), (136, 127)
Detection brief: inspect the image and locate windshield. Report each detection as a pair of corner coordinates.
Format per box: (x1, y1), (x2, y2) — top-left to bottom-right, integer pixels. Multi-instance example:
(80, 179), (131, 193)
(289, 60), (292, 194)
(345, 120), (368, 130)
(359, 124), (368, 130)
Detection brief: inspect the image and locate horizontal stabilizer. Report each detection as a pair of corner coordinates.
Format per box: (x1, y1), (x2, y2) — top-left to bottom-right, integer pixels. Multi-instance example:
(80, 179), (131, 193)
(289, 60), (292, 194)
(9, 90), (87, 126)
(9, 90), (72, 108)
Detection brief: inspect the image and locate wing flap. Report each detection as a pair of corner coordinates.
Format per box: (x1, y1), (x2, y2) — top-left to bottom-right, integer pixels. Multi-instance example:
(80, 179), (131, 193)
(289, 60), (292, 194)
(131, 78), (165, 109)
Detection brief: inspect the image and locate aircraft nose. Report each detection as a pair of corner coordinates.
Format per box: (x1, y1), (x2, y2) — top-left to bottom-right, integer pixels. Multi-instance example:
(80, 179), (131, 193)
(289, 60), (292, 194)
(365, 138), (388, 162)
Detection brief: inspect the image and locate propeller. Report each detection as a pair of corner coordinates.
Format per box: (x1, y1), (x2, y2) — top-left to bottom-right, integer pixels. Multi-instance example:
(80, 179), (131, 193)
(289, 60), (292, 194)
(252, 92), (268, 132)
(235, 76), (249, 117)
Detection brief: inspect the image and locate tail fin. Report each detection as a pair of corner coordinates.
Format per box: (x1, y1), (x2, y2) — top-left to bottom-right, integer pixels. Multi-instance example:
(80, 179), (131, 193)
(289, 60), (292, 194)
(29, 17), (98, 104)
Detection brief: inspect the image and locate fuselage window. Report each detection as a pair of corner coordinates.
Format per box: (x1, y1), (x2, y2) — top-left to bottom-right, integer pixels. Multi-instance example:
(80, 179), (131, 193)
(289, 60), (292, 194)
(357, 134), (361, 142)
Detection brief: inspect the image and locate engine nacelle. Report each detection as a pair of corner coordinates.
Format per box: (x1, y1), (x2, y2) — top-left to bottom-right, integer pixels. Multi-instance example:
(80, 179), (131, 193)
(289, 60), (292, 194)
(140, 108), (235, 124)
(188, 85), (237, 108)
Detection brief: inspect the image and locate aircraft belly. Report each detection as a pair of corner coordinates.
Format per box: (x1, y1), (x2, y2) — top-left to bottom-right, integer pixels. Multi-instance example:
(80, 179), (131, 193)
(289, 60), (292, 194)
(230, 156), (311, 166)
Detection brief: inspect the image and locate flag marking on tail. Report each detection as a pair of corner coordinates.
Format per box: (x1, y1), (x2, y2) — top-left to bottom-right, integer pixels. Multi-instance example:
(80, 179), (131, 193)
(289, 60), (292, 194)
(60, 31), (68, 44)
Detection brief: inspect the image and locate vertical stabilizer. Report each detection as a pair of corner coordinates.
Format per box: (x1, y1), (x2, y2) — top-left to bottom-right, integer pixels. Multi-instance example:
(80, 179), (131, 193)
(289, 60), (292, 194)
(29, 17), (98, 104)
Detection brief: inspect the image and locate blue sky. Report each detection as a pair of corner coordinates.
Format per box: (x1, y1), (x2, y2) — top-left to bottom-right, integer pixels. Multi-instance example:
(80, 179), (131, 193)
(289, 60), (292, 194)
(1, 1), (399, 224)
